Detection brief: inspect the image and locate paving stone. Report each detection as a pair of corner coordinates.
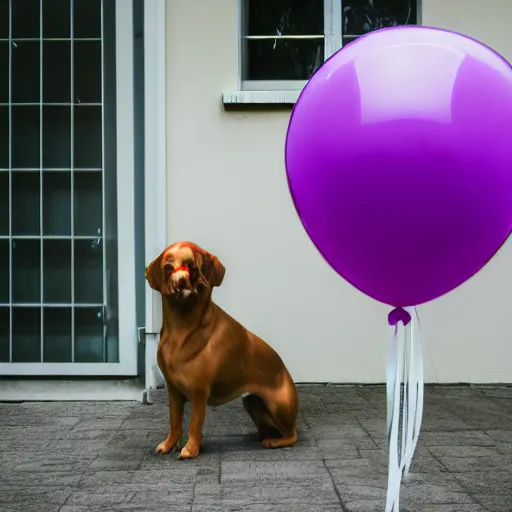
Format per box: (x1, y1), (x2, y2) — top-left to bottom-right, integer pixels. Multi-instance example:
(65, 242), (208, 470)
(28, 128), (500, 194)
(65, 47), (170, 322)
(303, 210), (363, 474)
(132, 467), (219, 485)
(0, 505), (62, 512)
(316, 438), (366, 459)
(428, 445), (499, 458)
(124, 406), (168, 420)
(221, 460), (332, 484)
(326, 459), (474, 504)
(138, 446), (221, 471)
(119, 417), (172, 431)
(444, 398), (512, 429)
(50, 428), (118, 441)
(359, 447), (445, 473)
(400, 474), (477, 505)
(0, 415), (80, 427)
(61, 507), (190, 512)
(209, 433), (339, 462)
(289, 444), (360, 461)
(302, 412), (363, 427)
(472, 494), (512, 512)
(0, 451), (96, 472)
(78, 470), (135, 487)
(108, 429), (164, 448)
(0, 425), (117, 442)
(77, 467), (214, 492)
(72, 418), (125, 431)
(325, 458), (389, 499)
(312, 424), (379, 447)
(336, 475), (474, 505)
(416, 431), (496, 447)
(428, 445), (512, 472)
(64, 484), (194, 507)
(193, 481), (340, 505)
(0, 470), (83, 486)
(485, 429), (512, 443)
(452, 471), (511, 495)
(192, 505), (344, 512)
(299, 401), (331, 414)
(0, 486), (73, 505)
(439, 387), (488, 398)
(343, 500), (386, 512)
(1, 425), (76, 438)
(402, 505), (486, 512)
(495, 442), (512, 455)
(87, 447), (148, 470)
(417, 415), (475, 432)
(357, 410), (472, 436)
(318, 387), (372, 404)
(480, 386), (512, 399)
(0, 436), (51, 449)
(16, 402), (137, 416)
(45, 439), (111, 455)
(213, 436), (287, 462)
(203, 422), (260, 437)
(342, 500), (485, 512)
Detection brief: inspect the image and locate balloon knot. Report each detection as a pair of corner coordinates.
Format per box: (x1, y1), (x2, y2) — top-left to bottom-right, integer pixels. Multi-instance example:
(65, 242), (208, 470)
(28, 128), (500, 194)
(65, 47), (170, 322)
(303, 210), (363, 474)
(388, 307), (411, 326)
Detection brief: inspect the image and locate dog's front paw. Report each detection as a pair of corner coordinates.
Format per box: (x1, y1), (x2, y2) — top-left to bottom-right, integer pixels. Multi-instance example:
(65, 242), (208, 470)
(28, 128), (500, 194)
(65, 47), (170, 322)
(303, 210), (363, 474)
(155, 435), (180, 455)
(179, 442), (200, 459)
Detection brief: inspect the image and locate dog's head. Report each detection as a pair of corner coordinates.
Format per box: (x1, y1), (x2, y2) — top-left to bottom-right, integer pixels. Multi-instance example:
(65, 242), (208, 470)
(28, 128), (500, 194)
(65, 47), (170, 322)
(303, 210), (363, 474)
(145, 241), (225, 303)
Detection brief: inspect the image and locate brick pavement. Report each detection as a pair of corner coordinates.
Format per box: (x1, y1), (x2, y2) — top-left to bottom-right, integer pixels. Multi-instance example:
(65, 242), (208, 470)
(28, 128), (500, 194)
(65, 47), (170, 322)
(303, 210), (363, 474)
(0, 384), (511, 511)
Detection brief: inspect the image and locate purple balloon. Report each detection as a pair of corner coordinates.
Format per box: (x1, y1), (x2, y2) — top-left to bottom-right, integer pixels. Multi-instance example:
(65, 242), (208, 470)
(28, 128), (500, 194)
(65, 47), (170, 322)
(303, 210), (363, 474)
(286, 26), (512, 307)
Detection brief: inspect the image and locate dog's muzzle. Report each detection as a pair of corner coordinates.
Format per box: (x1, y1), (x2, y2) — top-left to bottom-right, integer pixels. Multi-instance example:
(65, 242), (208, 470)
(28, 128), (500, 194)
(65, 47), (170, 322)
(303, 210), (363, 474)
(171, 265), (191, 291)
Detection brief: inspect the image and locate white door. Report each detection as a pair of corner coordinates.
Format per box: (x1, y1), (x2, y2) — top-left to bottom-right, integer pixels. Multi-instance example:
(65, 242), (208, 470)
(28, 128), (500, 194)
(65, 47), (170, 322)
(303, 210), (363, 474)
(0, 0), (137, 376)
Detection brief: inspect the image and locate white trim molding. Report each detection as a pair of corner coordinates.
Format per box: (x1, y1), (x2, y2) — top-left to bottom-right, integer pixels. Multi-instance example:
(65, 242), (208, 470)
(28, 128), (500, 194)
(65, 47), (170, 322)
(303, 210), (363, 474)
(222, 90), (301, 105)
(0, 363), (139, 377)
(143, 0), (167, 390)
(0, 379), (144, 401)
(115, 0), (138, 376)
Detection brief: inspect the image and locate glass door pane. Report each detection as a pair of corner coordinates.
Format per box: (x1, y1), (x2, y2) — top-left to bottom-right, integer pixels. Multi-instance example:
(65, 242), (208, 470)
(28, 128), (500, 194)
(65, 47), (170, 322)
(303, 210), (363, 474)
(0, 0), (119, 366)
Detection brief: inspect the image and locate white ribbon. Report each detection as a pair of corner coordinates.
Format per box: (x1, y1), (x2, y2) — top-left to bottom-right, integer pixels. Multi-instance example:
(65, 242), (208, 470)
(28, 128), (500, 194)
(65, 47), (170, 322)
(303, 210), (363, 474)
(385, 307), (424, 512)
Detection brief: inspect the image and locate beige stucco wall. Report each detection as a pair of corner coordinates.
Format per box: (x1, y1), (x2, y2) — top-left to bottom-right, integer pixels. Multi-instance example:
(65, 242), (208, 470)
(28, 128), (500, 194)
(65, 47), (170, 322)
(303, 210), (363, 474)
(164, 0), (512, 383)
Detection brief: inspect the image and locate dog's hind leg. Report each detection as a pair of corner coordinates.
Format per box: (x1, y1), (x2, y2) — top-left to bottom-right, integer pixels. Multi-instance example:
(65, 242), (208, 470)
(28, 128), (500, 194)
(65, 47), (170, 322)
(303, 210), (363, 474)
(242, 394), (281, 440)
(257, 379), (299, 449)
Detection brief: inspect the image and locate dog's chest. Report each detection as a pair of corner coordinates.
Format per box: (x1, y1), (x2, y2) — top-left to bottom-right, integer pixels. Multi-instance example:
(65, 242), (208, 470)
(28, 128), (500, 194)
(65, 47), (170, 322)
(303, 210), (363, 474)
(157, 337), (184, 371)
(156, 334), (209, 393)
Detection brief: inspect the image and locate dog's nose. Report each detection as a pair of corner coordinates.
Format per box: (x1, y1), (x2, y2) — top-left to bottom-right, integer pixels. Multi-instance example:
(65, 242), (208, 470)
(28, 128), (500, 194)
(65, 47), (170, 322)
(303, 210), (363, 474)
(178, 277), (187, 289)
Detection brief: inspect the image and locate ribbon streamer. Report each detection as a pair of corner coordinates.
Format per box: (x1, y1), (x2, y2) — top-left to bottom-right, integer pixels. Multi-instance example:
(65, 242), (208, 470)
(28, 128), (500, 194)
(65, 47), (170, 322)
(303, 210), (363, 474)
(385, 306), (424, 512)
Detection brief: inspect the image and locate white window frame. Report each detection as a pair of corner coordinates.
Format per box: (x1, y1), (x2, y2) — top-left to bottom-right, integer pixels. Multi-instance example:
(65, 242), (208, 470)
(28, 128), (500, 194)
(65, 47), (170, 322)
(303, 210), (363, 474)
(223, 0), (421, 105)
(241, 0), (342, 93)
(0, 0), (137, 376)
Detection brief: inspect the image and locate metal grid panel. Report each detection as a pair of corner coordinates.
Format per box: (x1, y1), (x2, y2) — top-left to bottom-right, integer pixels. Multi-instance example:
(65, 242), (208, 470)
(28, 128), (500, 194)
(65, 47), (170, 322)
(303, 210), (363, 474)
(0, 0), (114, 364)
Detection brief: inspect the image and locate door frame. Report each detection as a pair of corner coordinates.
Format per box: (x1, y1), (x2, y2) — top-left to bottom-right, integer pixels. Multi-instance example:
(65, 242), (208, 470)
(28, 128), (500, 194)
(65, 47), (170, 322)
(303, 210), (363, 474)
(143, 0), (167, 390)
(0, 0), (137, 376)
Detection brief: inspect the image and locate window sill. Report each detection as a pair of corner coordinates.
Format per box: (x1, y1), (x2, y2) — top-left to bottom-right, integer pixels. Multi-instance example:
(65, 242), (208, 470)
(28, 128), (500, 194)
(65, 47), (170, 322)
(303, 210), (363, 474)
(222, 90), (301, 107)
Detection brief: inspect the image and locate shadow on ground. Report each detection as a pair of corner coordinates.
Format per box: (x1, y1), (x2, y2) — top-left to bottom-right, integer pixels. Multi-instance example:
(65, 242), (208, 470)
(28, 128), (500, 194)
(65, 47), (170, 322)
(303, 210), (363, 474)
(0, 385), (511, 511)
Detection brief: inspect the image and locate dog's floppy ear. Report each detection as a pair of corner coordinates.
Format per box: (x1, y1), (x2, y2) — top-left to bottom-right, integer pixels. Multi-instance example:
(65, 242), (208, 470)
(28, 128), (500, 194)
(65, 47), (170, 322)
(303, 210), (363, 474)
(203, 252), (225, 288)
(145, 252), (164, 291)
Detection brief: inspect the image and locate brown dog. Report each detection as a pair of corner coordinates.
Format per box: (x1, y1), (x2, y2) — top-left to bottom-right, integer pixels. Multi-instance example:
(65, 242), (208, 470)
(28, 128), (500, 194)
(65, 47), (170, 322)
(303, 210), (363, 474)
(145, 241), (299, 459)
